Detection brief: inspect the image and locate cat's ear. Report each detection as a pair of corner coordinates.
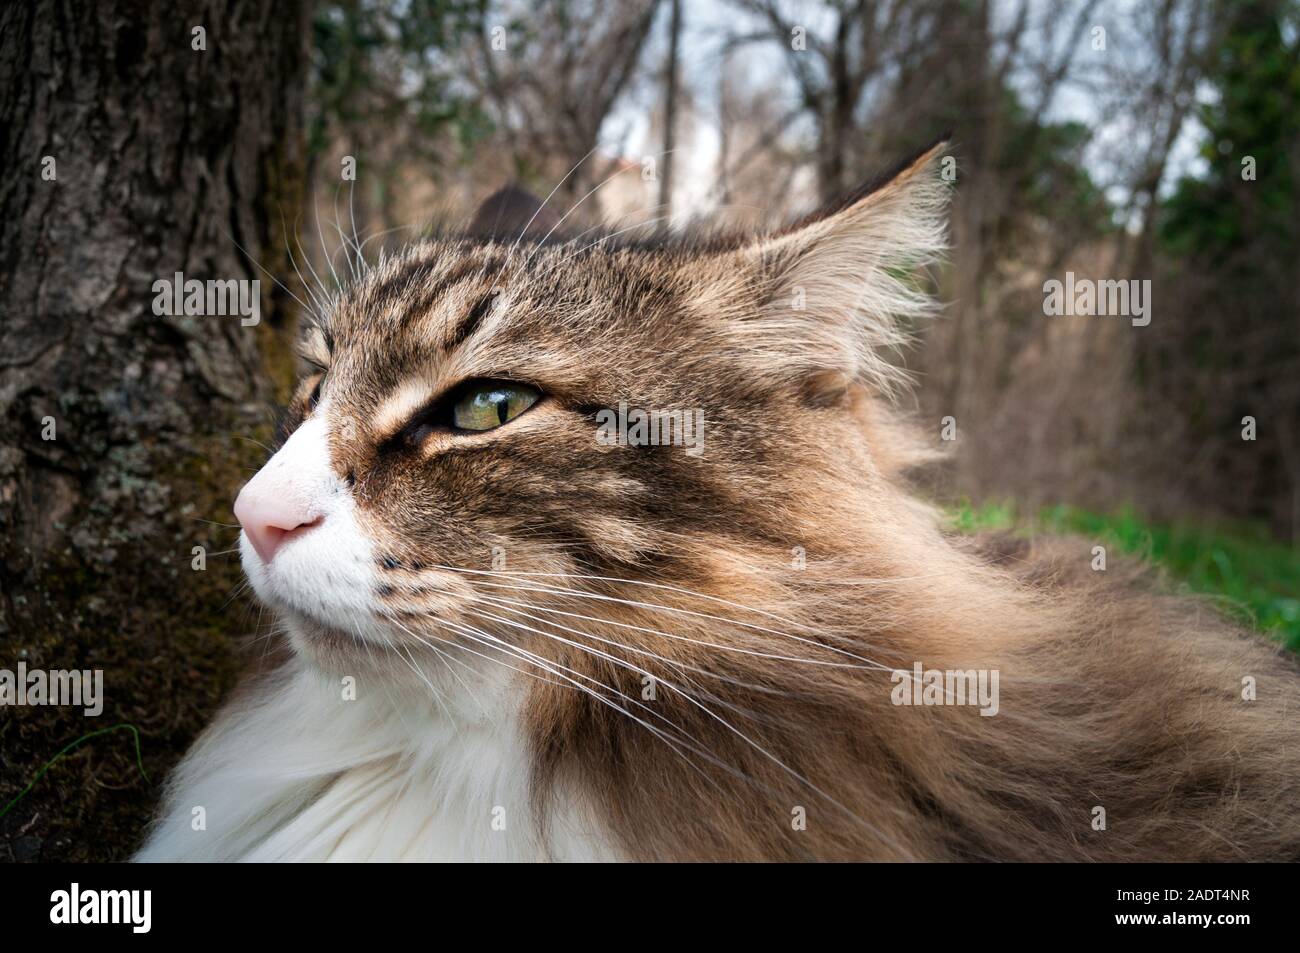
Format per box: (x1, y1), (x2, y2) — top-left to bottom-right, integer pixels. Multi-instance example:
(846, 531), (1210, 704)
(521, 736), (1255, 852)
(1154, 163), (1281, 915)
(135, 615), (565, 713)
(467, 185), (560, 240)
(734, 137), (951, 400)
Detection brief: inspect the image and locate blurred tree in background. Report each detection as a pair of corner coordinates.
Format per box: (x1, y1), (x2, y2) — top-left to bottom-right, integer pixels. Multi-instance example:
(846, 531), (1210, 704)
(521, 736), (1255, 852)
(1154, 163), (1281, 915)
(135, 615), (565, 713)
(307, 0), (487, 237)
(1156, 0), (1300, 539)
(304, 0), (662, 255)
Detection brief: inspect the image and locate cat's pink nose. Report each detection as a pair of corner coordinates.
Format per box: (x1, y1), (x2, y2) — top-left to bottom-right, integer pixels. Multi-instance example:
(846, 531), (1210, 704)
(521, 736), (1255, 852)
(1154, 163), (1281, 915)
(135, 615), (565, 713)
(234, 482), (322, 564)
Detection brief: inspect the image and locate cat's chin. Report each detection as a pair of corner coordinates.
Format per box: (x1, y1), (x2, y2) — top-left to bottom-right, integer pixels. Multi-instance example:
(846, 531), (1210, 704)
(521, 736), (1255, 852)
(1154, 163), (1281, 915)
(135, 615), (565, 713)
(280, 609), (392, 670)
(278, 608), (510, 707)
(279, 607), (459, 678)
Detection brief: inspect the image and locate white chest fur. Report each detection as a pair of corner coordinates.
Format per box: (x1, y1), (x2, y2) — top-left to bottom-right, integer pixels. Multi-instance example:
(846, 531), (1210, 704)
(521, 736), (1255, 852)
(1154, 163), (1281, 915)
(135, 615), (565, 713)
(134, 659), (617, 862)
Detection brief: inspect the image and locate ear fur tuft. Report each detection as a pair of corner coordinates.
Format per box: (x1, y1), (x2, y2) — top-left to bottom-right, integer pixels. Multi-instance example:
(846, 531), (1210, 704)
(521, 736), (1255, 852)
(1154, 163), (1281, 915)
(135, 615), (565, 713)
(737, 137), (952, 397)
(467, 185), (560, 241)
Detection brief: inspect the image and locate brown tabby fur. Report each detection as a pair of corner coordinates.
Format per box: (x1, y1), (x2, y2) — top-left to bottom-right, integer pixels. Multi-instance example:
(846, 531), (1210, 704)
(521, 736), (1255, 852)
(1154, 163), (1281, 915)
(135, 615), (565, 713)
(277, 139), (1300, 861)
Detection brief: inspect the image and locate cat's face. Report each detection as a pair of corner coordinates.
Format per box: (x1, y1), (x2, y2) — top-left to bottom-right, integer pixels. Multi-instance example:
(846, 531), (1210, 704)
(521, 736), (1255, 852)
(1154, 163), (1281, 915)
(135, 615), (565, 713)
(235, 143), (948, 675)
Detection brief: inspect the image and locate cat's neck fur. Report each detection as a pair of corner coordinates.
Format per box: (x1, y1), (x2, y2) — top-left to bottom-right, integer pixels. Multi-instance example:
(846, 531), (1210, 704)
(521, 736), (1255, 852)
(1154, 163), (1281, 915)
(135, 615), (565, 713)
(135, 652), (619, 861)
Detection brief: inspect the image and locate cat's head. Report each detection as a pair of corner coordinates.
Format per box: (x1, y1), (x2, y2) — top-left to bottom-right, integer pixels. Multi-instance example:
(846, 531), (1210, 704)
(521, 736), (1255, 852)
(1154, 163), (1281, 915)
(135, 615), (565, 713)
(234, 139), (950, 677)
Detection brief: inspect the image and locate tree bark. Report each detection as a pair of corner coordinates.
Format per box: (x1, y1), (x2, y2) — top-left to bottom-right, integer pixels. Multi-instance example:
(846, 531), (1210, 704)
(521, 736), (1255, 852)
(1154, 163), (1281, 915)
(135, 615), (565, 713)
(0, 0), (307, 861)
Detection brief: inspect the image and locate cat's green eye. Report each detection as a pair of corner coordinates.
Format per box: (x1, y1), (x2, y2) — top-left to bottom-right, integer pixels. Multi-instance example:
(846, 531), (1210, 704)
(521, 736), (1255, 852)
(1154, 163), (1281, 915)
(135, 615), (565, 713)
(451, 381), (540, 432)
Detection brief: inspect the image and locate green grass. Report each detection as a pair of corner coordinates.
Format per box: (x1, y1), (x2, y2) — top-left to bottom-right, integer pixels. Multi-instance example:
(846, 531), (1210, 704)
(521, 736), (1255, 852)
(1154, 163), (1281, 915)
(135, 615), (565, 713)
(948, 501), (1300, 652)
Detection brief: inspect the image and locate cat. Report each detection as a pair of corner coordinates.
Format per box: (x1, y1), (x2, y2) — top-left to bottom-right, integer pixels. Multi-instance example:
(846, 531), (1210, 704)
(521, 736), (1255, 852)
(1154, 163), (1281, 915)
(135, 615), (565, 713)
(136, 139), (1300, 861)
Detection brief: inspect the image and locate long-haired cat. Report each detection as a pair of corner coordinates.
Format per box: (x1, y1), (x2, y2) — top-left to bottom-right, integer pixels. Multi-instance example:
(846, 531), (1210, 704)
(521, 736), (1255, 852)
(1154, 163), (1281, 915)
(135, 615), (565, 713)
(136, 140), (1300, 861)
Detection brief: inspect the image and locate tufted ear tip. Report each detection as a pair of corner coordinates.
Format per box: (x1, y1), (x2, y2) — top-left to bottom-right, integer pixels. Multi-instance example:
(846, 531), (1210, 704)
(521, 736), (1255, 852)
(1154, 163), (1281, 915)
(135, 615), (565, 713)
(727, 138), (952, 398)
(467, 185), (560, 241)
(777, 134), (952, 238)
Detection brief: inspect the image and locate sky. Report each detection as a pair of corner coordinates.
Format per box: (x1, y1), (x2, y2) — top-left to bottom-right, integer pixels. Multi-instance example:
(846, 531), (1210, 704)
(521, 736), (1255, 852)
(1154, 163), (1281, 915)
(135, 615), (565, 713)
(599, 0), (1210, 224)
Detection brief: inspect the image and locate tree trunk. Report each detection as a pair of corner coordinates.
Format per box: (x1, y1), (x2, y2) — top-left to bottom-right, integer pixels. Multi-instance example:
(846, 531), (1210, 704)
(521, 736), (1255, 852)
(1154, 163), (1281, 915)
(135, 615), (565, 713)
(0, 0), (307, 861)
(658, 0), (682, 220)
